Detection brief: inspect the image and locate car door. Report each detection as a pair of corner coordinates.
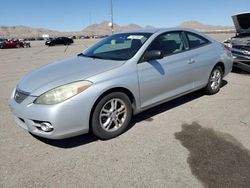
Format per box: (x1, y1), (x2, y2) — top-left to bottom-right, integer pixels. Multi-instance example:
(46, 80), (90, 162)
(137, 31), (197, 108)
(10, 41), (16, 48)
(61, 38), (65, 45)
(62, 37), (68, 45)
(55, 38), (61, 45)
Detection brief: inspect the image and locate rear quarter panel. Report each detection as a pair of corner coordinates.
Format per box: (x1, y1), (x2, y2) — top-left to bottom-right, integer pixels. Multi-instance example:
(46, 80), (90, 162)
(193, 42), (222, 88)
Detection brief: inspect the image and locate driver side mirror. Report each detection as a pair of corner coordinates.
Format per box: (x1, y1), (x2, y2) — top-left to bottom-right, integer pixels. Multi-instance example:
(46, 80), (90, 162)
(142, 50), (164, 62)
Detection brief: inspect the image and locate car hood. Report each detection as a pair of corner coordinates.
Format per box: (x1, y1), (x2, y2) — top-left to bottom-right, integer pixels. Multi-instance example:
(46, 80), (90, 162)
(18, 56), (125, 95)
(232, 13), (250, 34)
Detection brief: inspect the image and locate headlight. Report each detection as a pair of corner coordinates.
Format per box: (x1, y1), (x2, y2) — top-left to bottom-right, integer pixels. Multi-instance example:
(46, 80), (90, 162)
(34, 80), (92, 105)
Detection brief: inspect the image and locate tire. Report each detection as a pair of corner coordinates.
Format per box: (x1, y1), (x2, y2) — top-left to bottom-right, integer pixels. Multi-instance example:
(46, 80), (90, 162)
(205, 66), (223, 95)
(16, 44), (21, 48)
(91, 92), (132, 140)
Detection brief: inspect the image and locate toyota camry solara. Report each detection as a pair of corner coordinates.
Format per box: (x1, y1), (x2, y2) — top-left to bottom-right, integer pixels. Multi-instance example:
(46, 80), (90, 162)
(9, 28), (233, 140)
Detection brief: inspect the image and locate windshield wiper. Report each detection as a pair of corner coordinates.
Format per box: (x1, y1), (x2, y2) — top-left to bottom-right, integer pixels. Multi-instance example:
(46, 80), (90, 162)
(77, 53), (101, 59)
(77, 53), (87, 57)
(77, 53), (124, 60)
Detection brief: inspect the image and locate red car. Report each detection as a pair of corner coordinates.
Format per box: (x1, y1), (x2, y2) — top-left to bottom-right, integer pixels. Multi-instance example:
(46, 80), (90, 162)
(0, 40), (31, 49)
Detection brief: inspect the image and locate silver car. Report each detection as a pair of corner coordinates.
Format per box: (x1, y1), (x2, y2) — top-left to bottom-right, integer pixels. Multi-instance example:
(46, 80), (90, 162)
(9, 28), (233, 140)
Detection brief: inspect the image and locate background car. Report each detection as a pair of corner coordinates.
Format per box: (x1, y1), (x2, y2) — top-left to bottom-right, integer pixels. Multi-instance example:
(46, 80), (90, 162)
(10, 28), (233, 140)
(0, 38), (7, 48)
(0, 39), (31, 49)
(0, 38), (7, 43)
(45, 37), (74, 46)
(224, 12), (250, 72)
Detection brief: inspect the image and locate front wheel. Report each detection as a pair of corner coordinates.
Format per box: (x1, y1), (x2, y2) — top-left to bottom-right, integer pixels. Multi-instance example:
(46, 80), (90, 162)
(205, 66), (223, 95)
(91, 92), (132, 140)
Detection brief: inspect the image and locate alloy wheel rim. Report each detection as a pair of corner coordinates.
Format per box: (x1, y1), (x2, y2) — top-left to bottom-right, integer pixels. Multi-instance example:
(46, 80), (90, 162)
(99, 98), (127, 132)
(210, 69), (221, 90)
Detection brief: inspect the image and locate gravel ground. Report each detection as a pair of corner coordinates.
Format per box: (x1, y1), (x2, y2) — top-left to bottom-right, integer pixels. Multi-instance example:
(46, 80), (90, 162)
(1, 35), (250, 188)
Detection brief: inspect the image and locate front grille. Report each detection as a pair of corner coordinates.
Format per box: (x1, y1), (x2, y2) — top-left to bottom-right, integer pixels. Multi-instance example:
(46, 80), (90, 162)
(233, 45), (250, 51)
(14, 89), (29, 104)
(232, 50), (246, 56)
(232, 45), (250, 58)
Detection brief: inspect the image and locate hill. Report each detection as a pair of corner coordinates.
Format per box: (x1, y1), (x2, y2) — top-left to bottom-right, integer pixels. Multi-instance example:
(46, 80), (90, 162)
(0, 21), (234, 38)
(0, 25), (64, 38)
(0, 22), (143, 38)
(177, 21), (234, 32)
(79, 21), (142, 36)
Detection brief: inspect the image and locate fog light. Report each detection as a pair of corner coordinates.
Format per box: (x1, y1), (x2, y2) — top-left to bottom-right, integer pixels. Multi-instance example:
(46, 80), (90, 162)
(40, 122), (53, 132)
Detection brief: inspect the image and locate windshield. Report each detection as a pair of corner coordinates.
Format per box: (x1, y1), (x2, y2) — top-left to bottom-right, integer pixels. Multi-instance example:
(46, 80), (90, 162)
(83, 33), (152, 61)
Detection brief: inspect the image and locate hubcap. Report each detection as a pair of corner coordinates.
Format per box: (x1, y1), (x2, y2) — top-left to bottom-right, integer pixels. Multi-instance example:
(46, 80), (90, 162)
(210, 69), (221, 90)
(99, 98), (127, 132)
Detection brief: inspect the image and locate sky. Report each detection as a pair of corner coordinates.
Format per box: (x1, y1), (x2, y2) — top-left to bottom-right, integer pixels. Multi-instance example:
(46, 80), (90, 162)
(0, 0), (249, 31)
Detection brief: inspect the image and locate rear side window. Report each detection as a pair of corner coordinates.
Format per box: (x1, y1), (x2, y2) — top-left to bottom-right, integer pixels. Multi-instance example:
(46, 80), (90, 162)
(186, 32), (210, 49)
(148, 32), (186, 56)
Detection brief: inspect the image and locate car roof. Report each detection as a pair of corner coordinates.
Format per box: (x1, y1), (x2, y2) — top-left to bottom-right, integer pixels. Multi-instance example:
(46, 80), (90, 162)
(117, 27), (215, 42)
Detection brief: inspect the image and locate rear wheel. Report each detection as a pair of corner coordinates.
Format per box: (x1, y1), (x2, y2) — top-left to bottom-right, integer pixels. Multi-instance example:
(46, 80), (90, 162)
(91, 92), (132, 140)
(205, 66), (223, 95)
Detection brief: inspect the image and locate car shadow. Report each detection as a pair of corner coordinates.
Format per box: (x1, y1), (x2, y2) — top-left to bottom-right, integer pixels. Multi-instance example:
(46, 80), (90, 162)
(31, 133), (99, 148)
(129, 84), (221, 126)
(32, 80), (227, 148)
(129, 80), (227, 126)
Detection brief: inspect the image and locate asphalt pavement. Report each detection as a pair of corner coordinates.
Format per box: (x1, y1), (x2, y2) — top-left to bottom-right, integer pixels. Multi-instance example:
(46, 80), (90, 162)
(0, 36), (250, 188)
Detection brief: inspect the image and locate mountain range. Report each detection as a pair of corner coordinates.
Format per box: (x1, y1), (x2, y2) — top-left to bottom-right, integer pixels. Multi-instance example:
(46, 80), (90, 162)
(0, 21), (235, 38)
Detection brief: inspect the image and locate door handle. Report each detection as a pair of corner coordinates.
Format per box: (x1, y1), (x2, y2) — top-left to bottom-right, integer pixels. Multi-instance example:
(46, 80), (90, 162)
(187, 58), (196, 64)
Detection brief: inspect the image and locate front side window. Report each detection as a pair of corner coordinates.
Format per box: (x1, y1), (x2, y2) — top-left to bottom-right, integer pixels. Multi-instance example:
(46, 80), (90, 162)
(147, 32), (186, 56)
(186, 32), (209, 49)
(83, 33), (152, 61)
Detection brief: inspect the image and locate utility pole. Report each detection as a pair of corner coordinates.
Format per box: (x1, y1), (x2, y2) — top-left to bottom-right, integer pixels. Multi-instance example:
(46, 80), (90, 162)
(109, 0), (114, 34)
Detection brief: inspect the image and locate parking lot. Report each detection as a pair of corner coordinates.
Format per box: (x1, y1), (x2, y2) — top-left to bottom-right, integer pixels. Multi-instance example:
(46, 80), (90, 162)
(0, 35), (250, 187)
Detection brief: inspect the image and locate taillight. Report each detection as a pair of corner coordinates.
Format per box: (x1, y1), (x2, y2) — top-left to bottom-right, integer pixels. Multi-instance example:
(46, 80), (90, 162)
(225, 45), (232, 52)
(222, 43), (232, 57)
(223, 43), (232, 52)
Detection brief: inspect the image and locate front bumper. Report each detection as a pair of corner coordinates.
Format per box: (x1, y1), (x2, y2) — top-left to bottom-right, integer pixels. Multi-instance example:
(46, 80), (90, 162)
(231, 46), (250, 62)
(231, 47), (250, 72)
(232, 55), (250, 72)
(9, 88), (94, 139)
(233, 55), (250, 63)
(233, 61), (250, 73)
